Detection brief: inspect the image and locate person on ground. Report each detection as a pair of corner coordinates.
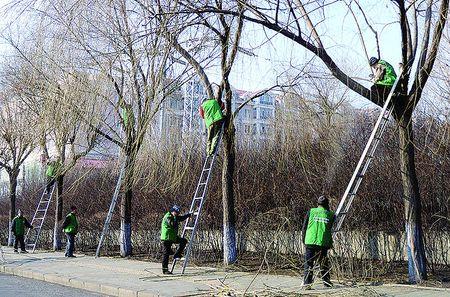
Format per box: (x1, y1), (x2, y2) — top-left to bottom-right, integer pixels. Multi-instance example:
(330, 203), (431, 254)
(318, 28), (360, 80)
(199, 98), (225, 156)
(45, 157), (61, 194)
(11, 210), (33, 253)
(369, 57), (397, 106)
(302, 196), (335, 289)
(62, 205), (78, 258)
(160, 205), (192, 275)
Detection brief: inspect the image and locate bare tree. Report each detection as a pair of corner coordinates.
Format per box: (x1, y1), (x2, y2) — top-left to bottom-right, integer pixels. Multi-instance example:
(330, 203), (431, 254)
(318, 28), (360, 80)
(195, 0), (449, 282)
(0, 91), (36, 246)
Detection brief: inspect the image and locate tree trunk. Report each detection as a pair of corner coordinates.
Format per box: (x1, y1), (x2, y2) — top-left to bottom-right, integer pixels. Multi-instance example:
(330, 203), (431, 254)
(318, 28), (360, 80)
(8, 169), (19, 246)
(398, 114), (427, 283)
(119, 154), (133, 257)
(221, 122), (237, 265)
(53, 175), (64, 250)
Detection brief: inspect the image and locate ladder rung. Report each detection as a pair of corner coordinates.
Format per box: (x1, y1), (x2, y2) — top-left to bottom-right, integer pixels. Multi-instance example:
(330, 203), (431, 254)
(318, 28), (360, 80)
(37, 209), (47, 212)
(193, 212), (199, 216)
(184, 226), (194, 230)
(203, 168), (211, 172)
(198, 182), (207, 186)
(194, 197), (203, 200)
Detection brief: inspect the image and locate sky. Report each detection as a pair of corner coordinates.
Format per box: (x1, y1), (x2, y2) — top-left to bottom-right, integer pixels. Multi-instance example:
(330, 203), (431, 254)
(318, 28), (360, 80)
(0, 0), (444, 111)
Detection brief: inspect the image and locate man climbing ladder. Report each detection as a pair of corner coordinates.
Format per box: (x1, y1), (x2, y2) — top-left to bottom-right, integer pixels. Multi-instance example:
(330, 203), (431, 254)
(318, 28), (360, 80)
(199, 98), (225, 156)
(369, 57), (397, 106)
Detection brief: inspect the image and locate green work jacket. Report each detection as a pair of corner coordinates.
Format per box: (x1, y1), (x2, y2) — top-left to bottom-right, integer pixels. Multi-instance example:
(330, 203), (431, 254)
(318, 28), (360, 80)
(375, 60), (397, 86)
(304, 207), (334, 248)
(46, 161), (60, 178)
(63, 212), (78, 235)
(201, 99), (223, 128)
(160, 212), (178, 242)
(11, 216), (31, 236)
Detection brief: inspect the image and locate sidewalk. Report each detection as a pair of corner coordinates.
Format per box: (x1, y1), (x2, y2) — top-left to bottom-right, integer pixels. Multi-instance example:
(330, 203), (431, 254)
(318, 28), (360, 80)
(0, 247), (449, 296)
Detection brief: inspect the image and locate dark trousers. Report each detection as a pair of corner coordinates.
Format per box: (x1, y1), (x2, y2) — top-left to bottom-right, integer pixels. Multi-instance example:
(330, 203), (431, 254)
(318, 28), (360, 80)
(370, 84), (392, 107)
(65, 234), (75, 256)
(46, 177), (55, 194)
(304, 246), (331, 285)
(206, 120), (223, 156)
(162, 237), (188, 271)
(13, 234), (26, 251)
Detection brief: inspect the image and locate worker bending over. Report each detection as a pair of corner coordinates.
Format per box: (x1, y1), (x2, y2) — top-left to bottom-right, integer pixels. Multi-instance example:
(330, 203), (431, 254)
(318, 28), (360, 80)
(369, 57), (397, 106)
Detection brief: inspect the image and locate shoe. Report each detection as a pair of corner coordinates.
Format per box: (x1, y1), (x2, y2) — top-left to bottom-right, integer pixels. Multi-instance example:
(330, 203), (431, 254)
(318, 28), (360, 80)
(14, 250), (18, 253)
(20, 250), (28, 254)
(67, 255), (76, 258)
(302, 281), (312, 290)
(162, 271), (173, 275)
(324, 280), (333, 288)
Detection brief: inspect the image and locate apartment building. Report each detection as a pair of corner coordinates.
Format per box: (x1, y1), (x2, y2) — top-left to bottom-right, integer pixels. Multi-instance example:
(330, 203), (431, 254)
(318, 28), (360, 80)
(154, 79), (276, 141)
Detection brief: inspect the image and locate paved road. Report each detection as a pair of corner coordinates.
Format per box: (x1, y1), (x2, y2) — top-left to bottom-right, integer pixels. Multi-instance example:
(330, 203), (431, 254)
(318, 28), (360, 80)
(0, 273), (105, 297)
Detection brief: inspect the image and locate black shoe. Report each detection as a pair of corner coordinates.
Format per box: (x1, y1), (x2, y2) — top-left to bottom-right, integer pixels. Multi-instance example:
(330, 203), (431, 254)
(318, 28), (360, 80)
(20, 250), (28, 254)
(162, 270), (173, 275)
(67, 255), (76, 258)
(324, 280), (333, 288)
(14, 249), (18, 253)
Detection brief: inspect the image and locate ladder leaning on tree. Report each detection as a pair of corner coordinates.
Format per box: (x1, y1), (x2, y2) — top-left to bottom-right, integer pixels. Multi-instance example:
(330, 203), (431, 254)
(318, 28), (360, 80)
(25, 183), (57, 253)
(170, 124), (225, 274)
(333, 72), (402, 233)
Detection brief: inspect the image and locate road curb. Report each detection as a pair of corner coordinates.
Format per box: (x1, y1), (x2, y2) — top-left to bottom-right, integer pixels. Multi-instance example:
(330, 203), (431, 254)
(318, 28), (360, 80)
(0, 264), (158, 297)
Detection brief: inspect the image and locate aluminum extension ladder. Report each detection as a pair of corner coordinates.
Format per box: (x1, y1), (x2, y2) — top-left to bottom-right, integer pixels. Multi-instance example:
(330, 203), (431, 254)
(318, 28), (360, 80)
(333, 74), (402, 232)
(95, 164), (125, 257)
(25, 183), (57, 252)
(171, 125), (224, 274)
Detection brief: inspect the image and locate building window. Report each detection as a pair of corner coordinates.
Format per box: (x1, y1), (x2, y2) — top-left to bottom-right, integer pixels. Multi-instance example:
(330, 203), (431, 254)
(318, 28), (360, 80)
(260, 94), (273, 105)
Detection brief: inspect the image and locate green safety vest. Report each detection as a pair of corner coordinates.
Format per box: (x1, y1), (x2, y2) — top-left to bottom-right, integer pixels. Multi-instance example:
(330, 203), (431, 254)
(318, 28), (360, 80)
(46, 161), (60, 178)
(304, 207), (334, 248)
(160, 212), (178, 242)
(64, 212), (78, 234)
(375, 60), (397, 86)
(201, 99), (223, 128)
(13, 216), (26, 236)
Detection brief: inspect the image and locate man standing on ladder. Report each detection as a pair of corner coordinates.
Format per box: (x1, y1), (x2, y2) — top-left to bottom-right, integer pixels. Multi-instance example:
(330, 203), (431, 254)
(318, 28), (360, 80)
(62, 206), (78, 258)
(45, 157), (60, 194)
(160, 205), (192, 275)
(11, 210), (33, 253)
(302, 196), (334, 289)
(369, 57), (397, 106)
(199, 98), (224, 156)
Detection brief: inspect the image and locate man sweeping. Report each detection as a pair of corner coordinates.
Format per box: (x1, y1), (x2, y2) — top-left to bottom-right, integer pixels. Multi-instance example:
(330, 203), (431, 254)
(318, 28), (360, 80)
(199, 98), (225, 156)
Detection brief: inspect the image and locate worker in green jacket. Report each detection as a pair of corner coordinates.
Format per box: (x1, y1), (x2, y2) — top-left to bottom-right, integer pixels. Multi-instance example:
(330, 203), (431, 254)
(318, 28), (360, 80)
(199, 98), (225, 156)
(11, 210), (33, 253)
(369, 57), (397, 106)
(62, 206), (78, 258)
(302, 196), (335, 289)
(45, 158), (61, 194)
(160, 205), (192, 274)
